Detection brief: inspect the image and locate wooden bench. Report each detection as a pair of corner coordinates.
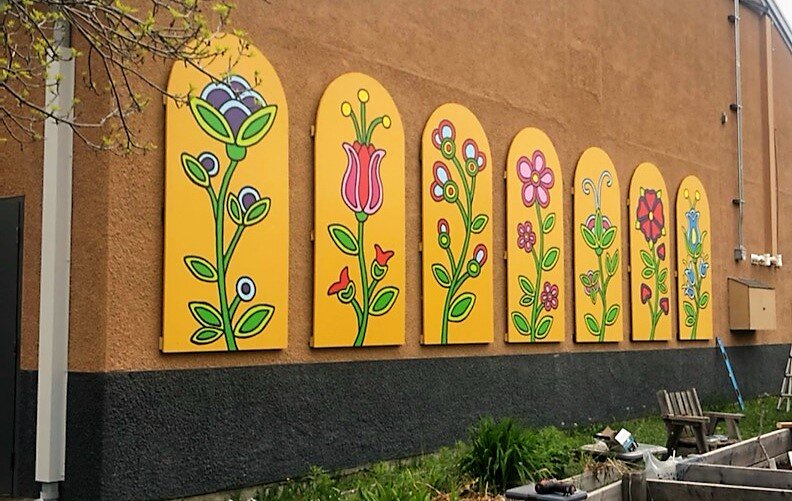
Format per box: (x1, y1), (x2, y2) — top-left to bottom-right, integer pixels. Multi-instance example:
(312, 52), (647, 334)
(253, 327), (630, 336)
(657, 388), (744, 456)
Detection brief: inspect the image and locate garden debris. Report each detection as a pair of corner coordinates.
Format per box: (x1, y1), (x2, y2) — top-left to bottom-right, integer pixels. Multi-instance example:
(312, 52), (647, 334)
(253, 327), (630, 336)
(534, 479), (575, 495)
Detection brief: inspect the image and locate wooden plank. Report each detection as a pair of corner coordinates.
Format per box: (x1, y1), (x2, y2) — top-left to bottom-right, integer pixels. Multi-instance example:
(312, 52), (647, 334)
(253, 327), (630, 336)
(691, 388), (704, 416)
(646, 478), (792, 500)
(680, 463), (792, 489)
(587, 480), (622, 501)
(702, 429), (792, 466)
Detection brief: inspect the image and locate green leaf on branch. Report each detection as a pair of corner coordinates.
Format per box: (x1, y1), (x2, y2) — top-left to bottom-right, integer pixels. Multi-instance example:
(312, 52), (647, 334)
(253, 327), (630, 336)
(683, 301), (696, 318)
(188, 301), (223, 328)
(584, 313), (600, 336)
(471, 214), (489, 234)
(604, 304), (620, 326)
(236, 104), (278, 147)
(369, 287), (399, 316)
(601, 226), (617, 249)
(699, 292), (710, 309)
(184, 256), (217, 282)
(519, 294), (534, 307)
(659, 282), (668, 294)
(581, 224), (597, 249)
(189, 97), (234, 144)
(641, 267), (654, 279)
(181, 153), (210, 188)
(606, 250), (619, 275)
(190, 327), (223, 345)
(512, 311), (530, 336)
(243, 197), (271, 226)
(658, 268), (668, 284)
(234, 304), (275, 338)
(449, 293), (476, 322)
(640, 250), (654, 269)
(328, 224), (358, 255)
(519, 275), (534, 296)
(542, 213), (556, 234)
(541, 248), (560, 271)
(685, 315), (695, 327)
(579, 273), (591, 287)
(432, 264), (451, 288)
(535, 316), (554, 339)
(227, 194), (243, 225)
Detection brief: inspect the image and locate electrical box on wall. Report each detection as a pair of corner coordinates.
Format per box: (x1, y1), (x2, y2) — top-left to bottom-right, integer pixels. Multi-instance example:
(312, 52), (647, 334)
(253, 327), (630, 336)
(728, 278), (776, 331)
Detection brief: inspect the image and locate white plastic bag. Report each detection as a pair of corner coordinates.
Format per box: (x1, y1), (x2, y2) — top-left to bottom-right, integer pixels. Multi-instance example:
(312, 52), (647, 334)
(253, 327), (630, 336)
(644, 451), (678, 480)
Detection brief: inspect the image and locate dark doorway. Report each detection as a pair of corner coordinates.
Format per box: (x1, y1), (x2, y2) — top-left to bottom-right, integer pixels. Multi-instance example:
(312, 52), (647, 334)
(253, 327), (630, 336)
(0, 197), (22, 495)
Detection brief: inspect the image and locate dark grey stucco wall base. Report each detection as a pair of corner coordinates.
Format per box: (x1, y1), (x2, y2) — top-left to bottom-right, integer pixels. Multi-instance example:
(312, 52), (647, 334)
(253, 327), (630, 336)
(14, 344), (788, 500)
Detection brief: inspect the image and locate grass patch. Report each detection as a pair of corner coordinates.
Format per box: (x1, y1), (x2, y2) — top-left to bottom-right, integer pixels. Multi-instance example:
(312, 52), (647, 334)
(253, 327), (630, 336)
(255, 395), (787, 500)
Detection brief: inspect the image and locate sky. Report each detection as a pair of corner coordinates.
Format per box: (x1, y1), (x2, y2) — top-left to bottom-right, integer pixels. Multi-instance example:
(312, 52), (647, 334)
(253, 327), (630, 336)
(779, 0), (792, 25)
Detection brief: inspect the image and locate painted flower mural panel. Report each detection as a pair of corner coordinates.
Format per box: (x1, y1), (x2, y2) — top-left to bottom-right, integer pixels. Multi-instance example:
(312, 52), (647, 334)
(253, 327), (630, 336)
(573, 147), (623, 343)
(506, 128), (565, 344)
(422, 104), (494, 345)
(676, 177), (713, 340)
(313, 73), (406, 348)
(629, 163), (671, 342)
(162, 34), (289, 353)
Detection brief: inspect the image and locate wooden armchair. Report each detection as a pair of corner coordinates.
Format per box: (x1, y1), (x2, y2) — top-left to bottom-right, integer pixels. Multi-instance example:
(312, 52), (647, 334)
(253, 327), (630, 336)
(657, 388), (744, 456)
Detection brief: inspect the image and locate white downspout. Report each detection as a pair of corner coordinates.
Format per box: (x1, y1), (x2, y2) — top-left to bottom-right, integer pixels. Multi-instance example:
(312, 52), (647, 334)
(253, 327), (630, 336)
(35, 17), (73, 501)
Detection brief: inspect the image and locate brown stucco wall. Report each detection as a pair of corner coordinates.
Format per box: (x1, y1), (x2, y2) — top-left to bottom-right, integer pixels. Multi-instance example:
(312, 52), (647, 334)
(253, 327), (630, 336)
(4, 0), (792, 372)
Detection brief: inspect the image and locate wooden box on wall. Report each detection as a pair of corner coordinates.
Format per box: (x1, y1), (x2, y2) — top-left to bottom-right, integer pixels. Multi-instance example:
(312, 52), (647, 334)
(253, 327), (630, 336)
(728, 278), (776, 331)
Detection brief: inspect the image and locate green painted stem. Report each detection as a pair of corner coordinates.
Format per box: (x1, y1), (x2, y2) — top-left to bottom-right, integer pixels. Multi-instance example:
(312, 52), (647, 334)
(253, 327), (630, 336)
(216, 159), (239, 351)
(353, 217), (370, 347)
(596, 250), (607, 342)
(529, 204), (546, 343)
(223, 224), (245, 271)
(648, 241), (660, 341)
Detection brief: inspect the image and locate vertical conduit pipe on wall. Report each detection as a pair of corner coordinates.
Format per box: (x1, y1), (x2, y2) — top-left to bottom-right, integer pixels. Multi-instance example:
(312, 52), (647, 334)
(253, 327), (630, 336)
(733, 0), (747, 261)
(35, 17), (74, 501)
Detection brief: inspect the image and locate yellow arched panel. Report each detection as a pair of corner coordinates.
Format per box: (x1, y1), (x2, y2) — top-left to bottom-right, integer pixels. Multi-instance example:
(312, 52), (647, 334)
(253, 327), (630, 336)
(676, 176), (713, 341)
(312, 73), (405, 348)
(629, 163), (672, 341)
(162, 34), (289, 352)
(573, 148), (623, 343)
(506, 128), (565, 343)
(422, 104), (494, 345)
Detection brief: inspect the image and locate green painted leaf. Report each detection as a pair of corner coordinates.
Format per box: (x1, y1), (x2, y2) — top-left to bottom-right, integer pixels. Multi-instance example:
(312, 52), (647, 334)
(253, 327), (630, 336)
(584, 313), (600, 336)
(640, 250), (654, 269)
(535, 316), (554, 340)
(184, 256), (217, 282)
(243, 197), (271, 226)
(512, 311), (530, 336)
(601, 226), (617, 249)
(227, 194), (243, 225)
(659, 282), (668, 294)
(234, 304), (274, 338)
(188, 301), (222, 328)
(581, 224), (597, 249)
(448, 293), (476, 322)
(542, 213), (556, 234)
(328, 224), (358, 255)
(519, 275), (534, 295)
(605, 304), (620, 326)
(190, 327), (223, 345)
(181, 153), (210, 188)
(683, 301), (696, 318)
(369, 287), (399, 316)
(541, 248), (560, 271)
(236, 104), (278, 147)
(685, 315), (696, 327)
(606, 250), (620, 275)
(189, 97), (234, 143)
(470, 214), (489, 234)
(699, 292), (710, 309)
(579, 273), (591, 287)
(641, 267), (654, 279)
(519, 294), (534, 307)
(432, 264), (451, 288)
